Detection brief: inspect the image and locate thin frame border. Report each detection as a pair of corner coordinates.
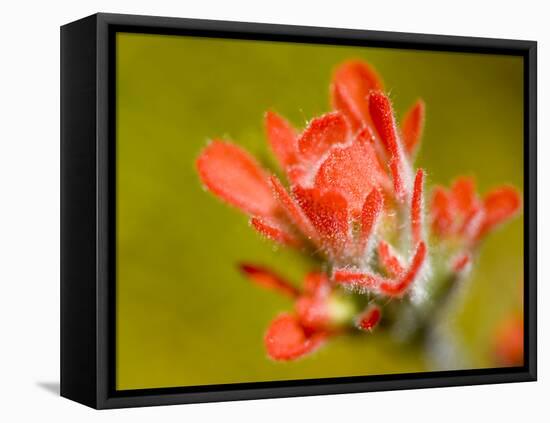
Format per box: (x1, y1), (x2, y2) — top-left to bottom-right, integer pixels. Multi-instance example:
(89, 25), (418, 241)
(94, 13), (536, 409)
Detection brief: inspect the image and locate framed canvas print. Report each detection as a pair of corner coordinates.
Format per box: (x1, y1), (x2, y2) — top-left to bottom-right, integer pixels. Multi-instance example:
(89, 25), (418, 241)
(60, 13), (537, 409)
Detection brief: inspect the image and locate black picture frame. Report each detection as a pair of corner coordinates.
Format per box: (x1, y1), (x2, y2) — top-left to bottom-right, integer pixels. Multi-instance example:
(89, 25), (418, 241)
(60, 12), (537, 409)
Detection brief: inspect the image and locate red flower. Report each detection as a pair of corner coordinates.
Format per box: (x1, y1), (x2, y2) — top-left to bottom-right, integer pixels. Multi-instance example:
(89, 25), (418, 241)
(430, 177), (521, 244)
(240, 264), (379, 360)
(196, 59), (522, 361)
(198, 61), (427, 270)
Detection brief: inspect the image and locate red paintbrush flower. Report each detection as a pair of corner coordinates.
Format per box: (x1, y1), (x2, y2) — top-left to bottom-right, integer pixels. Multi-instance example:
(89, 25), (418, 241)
(431, 176), (521, 244)
(240, 264), (379, 360)
(196, 59), (522, 361)
(197, 61), (426, 268)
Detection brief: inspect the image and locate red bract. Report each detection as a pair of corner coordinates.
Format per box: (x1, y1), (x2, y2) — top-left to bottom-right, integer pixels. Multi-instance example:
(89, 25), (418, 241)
(430, 176), (521, 244)
(197, 59), (522, 361)
(197, 61), (426, 267)
(240, 265), (342, 360)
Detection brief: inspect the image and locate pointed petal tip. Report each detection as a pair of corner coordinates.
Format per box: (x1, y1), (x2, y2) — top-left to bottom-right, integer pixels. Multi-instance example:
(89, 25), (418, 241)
(239, 263), (300, 298)
(196, 140), (277, 216)
(357, 304), (382, 332)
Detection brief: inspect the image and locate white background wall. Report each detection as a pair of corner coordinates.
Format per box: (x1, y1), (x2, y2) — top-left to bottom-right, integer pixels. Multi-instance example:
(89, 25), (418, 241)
(1, 0), (546, 421)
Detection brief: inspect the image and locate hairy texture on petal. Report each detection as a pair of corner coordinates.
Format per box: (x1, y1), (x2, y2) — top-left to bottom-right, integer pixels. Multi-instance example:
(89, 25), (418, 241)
(431, 187), (454, 236)
(402, 100), (425, 156)
(368, 91), (409, 201)
(314, 135), (389, 216)
(298, 112), (350, 164)
(452, 177), (479, 215)
(377, 240), (405, 278)
(411, 169), (425, 245)
(265, 111), (298, 169)
(197, 141), (277, 216)
(250, 217), (301, 247)
(293, 186), (350, 254)
(379, 241), (427, 297)
(264, 313), (327, 361)
(359, 189), (384, 253)
(356, 304), (382, 331)
(333, 269), (386, 290)
(330, 60), (384, 131)
(239, 263), (300, 298)
(478, 187), (521, 238)
(269, 175), (320, 245)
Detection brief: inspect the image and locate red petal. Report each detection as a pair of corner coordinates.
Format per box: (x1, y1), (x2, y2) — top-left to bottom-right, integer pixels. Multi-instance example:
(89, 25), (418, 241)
(430, 187), (454, 236)
(333, 269), (386, 290)
(250, 217), (301, 247)
(401, 100), (425, 156)
(314, 134), (388, 216)
(239, 263), (300, 298)
(269, 175), (320, 245)
(411, 169), (425, 245)
(295, 295), (330, 332)
(303, 272), (330, 295)
(451, 177), (479, 215)
(452, 253), (471, 273)
(330, 60), (384, 131)
(478, 187), (521, 238)
(359, 189), (384, 252)
(293, 186), (350, 254)
(265, 111), (298, 169)
(197, 141), (277, 216)
(298, 112), (350, 162)
(379, 241), (427, 297)
(377, 240), (405, 278)
(356, 304), (382, 331)
(368, 91), (409, 201)
(264, 313), (327, 361)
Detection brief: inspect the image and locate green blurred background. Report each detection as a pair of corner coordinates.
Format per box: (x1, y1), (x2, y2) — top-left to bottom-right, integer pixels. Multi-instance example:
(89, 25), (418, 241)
(116, 32), (523, 390)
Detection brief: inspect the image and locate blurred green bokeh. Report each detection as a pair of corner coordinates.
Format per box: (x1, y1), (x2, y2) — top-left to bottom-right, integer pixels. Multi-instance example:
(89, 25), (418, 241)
(116, 32), (524, 390)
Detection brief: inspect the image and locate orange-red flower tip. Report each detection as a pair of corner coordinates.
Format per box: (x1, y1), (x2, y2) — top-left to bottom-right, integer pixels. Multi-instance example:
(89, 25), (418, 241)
(368, 91), (408, 201)
(356, 304), (382, 332)
(402, 99), (425, 156)
(360, 188), (384, 251)
(269, 175), (320, 245)
(298, 112), (350, 162)
(430, 179), (521, 243)
(451, 176), (479, 215)
(377, 240), (405, 278)
(430, 186), (454, 237)
(196, 140), (277, 216)
(330, 60), (384, 131)
(250, 217), (301, 247)
(239, 263), (300, 298)
(452, 253), (471, 273)
(264, 313), (327, 361)
(379, 241), (427, 297)
(265, 111), (298, 169)
(478, 186), (522, 239)
(411, 168), (425, 245)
